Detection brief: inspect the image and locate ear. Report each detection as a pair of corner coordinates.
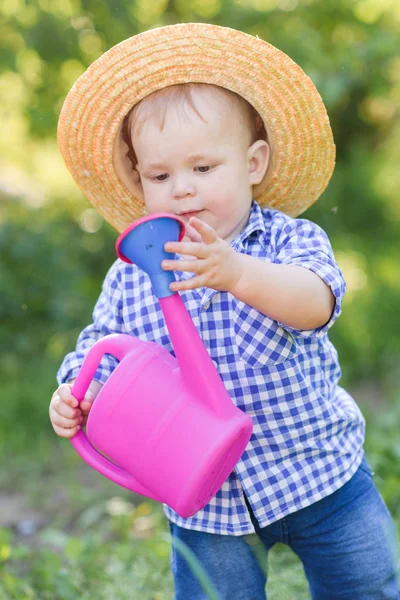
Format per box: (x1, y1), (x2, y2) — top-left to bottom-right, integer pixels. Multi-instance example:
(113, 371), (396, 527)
(132, 165), (144, 201)
(247, 140), (270, 186)
(113, 130), (144, 201)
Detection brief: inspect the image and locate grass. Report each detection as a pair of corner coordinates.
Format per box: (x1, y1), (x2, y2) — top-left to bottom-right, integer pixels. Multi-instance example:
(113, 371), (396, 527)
(1, 360), (399, 599)
(0, 438), (314, 600)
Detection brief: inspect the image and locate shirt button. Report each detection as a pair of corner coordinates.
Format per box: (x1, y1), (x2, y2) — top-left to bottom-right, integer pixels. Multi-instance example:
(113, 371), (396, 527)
(203, 301), (210, 310)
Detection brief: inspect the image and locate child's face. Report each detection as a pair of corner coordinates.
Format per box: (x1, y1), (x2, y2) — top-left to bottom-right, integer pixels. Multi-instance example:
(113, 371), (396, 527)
(132, 90), (269, 243)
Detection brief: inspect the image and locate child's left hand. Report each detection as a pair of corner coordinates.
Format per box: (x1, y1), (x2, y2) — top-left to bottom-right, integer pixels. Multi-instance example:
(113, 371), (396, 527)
(162, 217), (243, 293)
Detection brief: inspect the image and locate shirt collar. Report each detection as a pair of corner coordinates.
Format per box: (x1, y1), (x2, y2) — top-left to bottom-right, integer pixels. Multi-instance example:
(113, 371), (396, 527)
(230, 199), (267, 252)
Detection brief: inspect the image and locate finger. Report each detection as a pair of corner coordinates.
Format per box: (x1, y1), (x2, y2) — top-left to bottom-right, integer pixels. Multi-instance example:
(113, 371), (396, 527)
(58, 384), (78, 407)
(162, 259), (204, 273)
(164, 241), (208, 258)
(80, 400), (93, 415)
(184, 222), (203, 243)
(52, 395), (81, 419)
(51, 411), (82, 430)
(188, 217), (217, 244)
(170, 275), (207, 292)
(84, 390), (96, 404)
(53, 424), (81, 439)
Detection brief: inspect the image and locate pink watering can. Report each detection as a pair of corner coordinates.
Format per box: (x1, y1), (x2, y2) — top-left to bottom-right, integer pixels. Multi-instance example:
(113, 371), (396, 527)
(70, 213), (253, 518)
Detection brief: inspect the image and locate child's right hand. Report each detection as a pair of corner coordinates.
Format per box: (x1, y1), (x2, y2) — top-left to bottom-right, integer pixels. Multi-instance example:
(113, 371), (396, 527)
(49, 380), (102, 438)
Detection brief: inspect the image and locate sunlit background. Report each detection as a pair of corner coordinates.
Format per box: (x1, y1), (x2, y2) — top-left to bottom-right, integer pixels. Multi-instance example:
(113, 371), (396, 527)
(0, 1), (399, 598)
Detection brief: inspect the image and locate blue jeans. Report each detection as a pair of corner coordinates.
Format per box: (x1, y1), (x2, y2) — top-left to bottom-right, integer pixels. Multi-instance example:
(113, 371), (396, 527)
(169, 457), (400, 599)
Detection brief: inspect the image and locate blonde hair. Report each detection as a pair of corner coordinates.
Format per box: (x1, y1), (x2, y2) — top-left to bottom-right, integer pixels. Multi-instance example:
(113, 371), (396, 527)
(121, 83), (268, 169)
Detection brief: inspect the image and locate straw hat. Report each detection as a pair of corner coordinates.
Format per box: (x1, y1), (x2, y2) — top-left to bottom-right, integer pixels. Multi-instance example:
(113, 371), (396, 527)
(58, 23), (335, 232)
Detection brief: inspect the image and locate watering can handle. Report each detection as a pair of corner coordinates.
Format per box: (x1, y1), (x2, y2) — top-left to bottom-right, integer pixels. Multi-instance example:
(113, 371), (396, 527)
(69, 334), (162, 502)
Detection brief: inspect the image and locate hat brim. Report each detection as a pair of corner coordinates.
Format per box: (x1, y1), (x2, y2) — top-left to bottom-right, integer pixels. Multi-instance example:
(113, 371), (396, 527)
(57, 23), (335, 232)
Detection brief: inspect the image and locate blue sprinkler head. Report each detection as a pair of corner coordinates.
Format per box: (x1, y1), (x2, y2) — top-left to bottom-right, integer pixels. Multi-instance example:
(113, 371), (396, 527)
(116, 213), (185, 298)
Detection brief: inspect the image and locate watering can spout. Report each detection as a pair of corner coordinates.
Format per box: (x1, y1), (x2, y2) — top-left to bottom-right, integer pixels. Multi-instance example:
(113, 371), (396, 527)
(116, 213), (235, 420)
(159, 295), (233, 419)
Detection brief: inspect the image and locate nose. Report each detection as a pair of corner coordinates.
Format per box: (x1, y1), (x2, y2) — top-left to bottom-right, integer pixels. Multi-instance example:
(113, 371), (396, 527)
(172, 175), (195, 199)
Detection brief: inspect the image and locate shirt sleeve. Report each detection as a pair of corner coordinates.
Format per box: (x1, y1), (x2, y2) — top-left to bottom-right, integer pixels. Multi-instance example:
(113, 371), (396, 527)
(272, 216), (346, 338)
(56, 259), (126, 385)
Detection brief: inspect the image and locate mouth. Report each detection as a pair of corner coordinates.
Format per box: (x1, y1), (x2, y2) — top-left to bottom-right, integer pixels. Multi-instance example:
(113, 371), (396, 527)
(179, 210), (203, 219)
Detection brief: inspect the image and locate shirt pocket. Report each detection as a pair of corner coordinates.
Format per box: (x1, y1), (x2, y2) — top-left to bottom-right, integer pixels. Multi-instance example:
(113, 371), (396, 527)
(233, 301), (298, 368)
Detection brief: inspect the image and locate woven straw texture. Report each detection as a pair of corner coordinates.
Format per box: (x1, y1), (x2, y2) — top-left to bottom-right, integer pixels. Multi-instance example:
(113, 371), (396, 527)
(58, 23), (335, 232)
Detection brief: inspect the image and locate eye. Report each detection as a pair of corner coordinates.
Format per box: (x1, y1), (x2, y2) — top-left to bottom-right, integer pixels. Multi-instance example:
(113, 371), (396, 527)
(195, 166), (211, 173)
(153, 173), (169, 181)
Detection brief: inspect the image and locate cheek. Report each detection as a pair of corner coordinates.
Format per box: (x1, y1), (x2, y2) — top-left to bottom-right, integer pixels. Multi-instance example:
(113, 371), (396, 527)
(142, 183), (169, 210)
(208, 167), (244, 196)
(202, 183), (239, 214)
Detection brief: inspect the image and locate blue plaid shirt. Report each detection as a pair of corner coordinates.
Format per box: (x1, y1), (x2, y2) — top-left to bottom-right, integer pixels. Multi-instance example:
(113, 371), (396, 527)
(58, 200), (365, 535)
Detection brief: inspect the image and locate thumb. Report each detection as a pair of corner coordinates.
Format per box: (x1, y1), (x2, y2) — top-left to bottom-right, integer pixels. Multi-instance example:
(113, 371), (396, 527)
(85, 390), (96, 403)
(80, 391), (95, 415)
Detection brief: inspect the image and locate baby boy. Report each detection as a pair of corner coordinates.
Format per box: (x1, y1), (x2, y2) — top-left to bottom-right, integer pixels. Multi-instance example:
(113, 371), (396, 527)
(49, 24), (399, 599)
